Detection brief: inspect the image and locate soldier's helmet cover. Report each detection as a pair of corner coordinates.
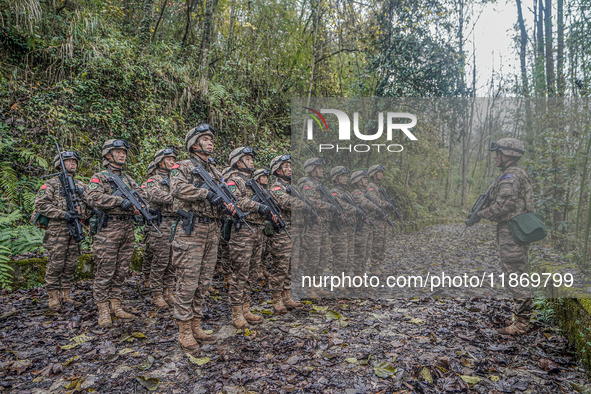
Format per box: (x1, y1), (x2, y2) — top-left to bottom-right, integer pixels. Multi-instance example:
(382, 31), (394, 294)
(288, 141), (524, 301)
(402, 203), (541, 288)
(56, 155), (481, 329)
(489, 138), (525, 159)
(53, 151), (81, 170)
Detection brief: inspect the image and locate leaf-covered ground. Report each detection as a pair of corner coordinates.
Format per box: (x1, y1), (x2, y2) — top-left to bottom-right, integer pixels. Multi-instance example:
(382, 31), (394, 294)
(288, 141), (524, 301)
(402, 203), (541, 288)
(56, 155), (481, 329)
(1, 223), (590, 393)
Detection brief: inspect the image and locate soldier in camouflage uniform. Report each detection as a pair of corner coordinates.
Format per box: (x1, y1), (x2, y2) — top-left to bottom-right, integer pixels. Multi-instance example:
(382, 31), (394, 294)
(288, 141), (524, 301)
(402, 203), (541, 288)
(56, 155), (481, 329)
(253, 168), (271, 283)
(85, 139), (142, 328)
(144, 149), (177, 309)
(300, 158), (342, 299)
(329, 166), (358, 285)
(35, 151), (87, 311)
(141, 161), (156, 289)
(350, 170), (381, 277)
(170, 123), (236, 353)
(367, 164), (397, 275)
(215, 166), (234, 290)
(225, 147), (277, 326)
(474, 138), (534, 335)
(265, 156), (303, 312)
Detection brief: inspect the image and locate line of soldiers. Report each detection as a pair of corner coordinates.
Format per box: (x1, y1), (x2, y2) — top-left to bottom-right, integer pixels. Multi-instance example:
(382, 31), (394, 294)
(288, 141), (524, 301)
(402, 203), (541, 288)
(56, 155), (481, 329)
(34, 123), (402, 353)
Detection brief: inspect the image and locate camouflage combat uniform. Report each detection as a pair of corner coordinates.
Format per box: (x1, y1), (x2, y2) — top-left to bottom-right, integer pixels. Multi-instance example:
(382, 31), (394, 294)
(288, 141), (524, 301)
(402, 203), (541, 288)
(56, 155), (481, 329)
(300, 177), (331, 279)
(144, 170), (176, 294)
(366, 181), (391, 273)
(351, 186), (378, 275)
(329, 185), (357, 276)
(479, 163), (534, 318)
(85, 168), (141, 304)
(170, 155), (225, 322)
(225, 169), (266, 307)
(35, 176), (87, 293)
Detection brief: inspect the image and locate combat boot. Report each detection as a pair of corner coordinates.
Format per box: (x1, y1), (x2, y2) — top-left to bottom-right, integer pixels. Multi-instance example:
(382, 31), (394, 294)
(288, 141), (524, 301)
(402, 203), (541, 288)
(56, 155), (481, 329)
(163, 288), (175, 307)
(110, 299), (136, 320)
(243, 302), (264, 324)
(231, 305), (249, 329)
(47, 290), (61, 311)
(191, 318), (217, 343)
(496, 316), (531, 336)
(178, 320), (199, 353)
(152, 292), (169, 308)
(282, 289), (302, 309)
(60, 289), (82, 307)
(272, 292), (288, 315)
(97, 301), (112, 328)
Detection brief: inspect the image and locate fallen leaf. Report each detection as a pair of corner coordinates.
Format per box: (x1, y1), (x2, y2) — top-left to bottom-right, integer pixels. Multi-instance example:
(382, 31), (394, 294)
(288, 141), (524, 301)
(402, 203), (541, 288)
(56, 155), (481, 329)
(118, 348), (135, 355)
(460, 375), (481, 386)
(186, 353), (210, 365)
(312, 306), (328, 313)
(345, 358), (357, 364)
(538, 358), (559, 372)
(131, 332), (146, 338)
(420, 367), (433, 384)
(373, 361), (396, 378)
(136, 376), (159, 391)
(137, 356), (155, 370)
(326, 310), (342, 321)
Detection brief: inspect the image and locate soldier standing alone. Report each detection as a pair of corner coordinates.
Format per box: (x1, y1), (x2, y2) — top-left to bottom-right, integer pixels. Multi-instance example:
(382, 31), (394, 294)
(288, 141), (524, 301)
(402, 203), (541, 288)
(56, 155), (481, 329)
(473, 138), (534, 335)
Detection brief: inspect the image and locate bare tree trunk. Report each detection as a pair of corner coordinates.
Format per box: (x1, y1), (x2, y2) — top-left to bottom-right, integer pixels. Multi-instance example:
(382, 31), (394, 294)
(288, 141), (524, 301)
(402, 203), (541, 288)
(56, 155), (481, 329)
(576, 136), (591, 237)
(226, 0), (236, 59)
(182, 0), (199, 48)
(199, 0), (216, 88)
(545, 0), (555, 96)
(516, 0), (529, 96)
(139, 0), (155, 48)
(556, 0), (565, 96)
(151, 0), (168, 42)
(535, 0), (546, 95)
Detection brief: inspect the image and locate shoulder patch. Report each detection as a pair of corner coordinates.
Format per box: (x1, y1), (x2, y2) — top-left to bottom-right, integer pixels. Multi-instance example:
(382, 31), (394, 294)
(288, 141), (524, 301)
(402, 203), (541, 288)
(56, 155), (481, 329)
(91, 178), (100, 183)
(305, 189), (313, 196)
(147, 178), (154, 183)
(88, 182), (98, 190)
(501, 173), (514, 180)
(228, 185), (237, 193)
(147, 179), (155, 187)
(40, 184), (47, 190)
(37, 187), (46, 197)
(171, 169), (180, 177)
(304, 186), (311, 190)
(141, 185), (146, 188)
(368, 187), (374, 191)
(332, 192), (337, 196)
(227, 181), (235, 186)
(273, 186), (281, 191)
(172, 164), (180, 169)
(354, 191), (361, 196)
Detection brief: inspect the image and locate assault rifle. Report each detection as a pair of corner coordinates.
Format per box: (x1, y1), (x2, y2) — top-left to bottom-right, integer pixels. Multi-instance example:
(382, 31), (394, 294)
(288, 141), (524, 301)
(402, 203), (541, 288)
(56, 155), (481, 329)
(377, 185), (404, 226)
(107, 172), (161, 234)
(55, 143), (85, 243)
(246, 179), (291, 240)
(365, 193), (400, 234)
(283, 181), (333, 235)
(191, 165), (255, 233)
(340, 192), (381, 233)
(459, 177), (498, 238)
(316, 183), (355, 231)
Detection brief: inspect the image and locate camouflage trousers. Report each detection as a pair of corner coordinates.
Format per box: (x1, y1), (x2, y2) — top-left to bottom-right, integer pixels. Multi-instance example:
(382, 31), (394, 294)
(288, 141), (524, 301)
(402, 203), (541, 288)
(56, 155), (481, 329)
(172, 220), (220, 321)
(93, 220), (135, 303)
(330, 226), (355, 275)
(268, 226), (292, 292)
(44, 222), (81, 292)
(353, 226), (372, 275)
(369, 220), (388, 272)
(216, 236), (232, 284)
(302, 224), (330, 277)
(228, 224), (264, 305)
(143, 232), (153, 279)
(146, 218), (175, 292)
(497, 222), (532, 318)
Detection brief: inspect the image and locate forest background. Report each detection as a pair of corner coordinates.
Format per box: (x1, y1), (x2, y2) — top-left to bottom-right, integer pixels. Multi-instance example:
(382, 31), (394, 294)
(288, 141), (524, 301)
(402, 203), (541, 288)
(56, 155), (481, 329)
(1, 0), (591, 289)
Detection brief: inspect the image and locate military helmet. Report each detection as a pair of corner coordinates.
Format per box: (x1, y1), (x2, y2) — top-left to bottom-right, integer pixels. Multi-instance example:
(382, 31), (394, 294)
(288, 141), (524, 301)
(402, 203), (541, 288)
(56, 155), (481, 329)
(153, 147), (177, 166)
(146, 161), (156, 176)
(102, 139), (129, 158)
(330, 166), (350, 182)
(185, 123), (215, 152)
(229, 146), (256, 168)
(53, 151), (81, 170)
(350, 170), (369, 185)
(368, 164), (385, 177)
(304, 157), (326, 173)
(253, 169), (270, 182)
(270, 154), (292, 175)
(489, 138), (525, 158)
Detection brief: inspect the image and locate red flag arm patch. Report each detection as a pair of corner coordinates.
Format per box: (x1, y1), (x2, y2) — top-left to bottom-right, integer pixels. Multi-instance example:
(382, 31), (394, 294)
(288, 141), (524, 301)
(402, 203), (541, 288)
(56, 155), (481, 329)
(172, 164), (180, 169)
(304, 186), (311, 190)
(227, 181), (235, 186)
(368, 187), (374, 191)
(273, 186), (281, 191)
(147, 179), (154, 182)
(332, 192), (337, 196)
(91, 178), (100, 183)
(40, 185), (47, 190)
